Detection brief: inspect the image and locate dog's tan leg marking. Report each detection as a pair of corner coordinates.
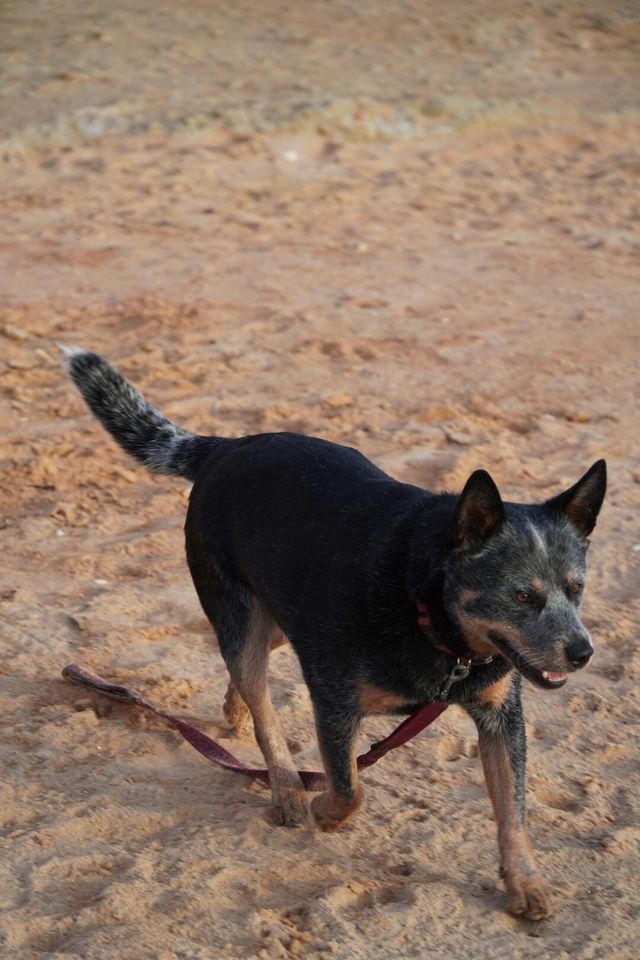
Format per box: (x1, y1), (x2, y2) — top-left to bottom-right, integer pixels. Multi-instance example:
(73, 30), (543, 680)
(479, 732), (552, 920)
(223, 631), (286, 734)
(311, 715), (363, 831)
(269, 632), (287, 651)
(311, 751), (363, 833)
(232, 605), (307, 827)
(223, 680), (252, 734)
(475, 674), (513, 709)
(358, 682), (407, 715)
(311, 788), (363, 832)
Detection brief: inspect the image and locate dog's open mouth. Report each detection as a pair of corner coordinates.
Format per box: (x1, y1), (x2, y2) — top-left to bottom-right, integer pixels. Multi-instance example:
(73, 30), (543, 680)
(488, 631), (568, 690)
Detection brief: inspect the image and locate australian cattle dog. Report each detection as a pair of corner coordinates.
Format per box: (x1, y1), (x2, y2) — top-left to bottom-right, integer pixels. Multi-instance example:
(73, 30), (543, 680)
(64, 348), (606, 920)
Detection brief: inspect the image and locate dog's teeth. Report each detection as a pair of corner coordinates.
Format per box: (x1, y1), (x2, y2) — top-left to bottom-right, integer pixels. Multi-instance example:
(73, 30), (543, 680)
(543, 670), (568, 683)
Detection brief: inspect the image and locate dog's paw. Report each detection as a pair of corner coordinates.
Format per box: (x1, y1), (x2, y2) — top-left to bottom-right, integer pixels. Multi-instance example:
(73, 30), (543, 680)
(310, 787), (363, 832)
(272, 788), (309, 828)
(506, 873), (553, 921)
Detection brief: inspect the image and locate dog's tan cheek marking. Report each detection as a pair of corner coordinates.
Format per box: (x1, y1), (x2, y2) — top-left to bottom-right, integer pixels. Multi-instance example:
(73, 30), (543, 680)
(459, 589), (480, 610)
(457, 615), (528, 657)
(358, 683), (407, 715)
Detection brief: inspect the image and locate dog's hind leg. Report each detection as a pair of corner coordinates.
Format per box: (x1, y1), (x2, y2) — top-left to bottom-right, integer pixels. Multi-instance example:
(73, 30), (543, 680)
(223, 601), (307, 827)
(223, 632), (287, 735)
(185, 536), (305, 823)
(309, 695), (363, 831)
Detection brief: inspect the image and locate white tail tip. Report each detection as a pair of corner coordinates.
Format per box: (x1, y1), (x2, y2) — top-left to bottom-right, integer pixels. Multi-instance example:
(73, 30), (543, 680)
(58, 343), (88, 369)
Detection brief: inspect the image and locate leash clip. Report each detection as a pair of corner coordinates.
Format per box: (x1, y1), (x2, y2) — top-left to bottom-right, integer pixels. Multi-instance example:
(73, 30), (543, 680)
(437, 658), (471, 701)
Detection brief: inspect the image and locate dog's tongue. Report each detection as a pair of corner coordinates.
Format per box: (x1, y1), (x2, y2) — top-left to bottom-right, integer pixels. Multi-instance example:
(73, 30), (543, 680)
(542, 670), (568, 682)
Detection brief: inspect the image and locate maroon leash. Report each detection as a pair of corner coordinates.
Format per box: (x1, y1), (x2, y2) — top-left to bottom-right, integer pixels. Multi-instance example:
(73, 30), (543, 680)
(61, 663), (448, 792)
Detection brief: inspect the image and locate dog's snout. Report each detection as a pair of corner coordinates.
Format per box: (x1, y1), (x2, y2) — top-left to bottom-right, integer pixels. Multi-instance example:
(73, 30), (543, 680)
(565, 635), (594, 668)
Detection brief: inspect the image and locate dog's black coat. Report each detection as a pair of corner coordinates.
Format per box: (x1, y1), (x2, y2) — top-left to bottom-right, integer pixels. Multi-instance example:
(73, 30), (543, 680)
(186, 431), (509, 706)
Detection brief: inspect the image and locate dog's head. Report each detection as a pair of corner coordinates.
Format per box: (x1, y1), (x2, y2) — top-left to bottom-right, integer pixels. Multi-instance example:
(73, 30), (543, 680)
(442, 461), (607, 689)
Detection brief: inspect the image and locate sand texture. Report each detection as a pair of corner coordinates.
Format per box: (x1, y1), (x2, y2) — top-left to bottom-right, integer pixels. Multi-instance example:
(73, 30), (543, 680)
(1, 2), (639, 958)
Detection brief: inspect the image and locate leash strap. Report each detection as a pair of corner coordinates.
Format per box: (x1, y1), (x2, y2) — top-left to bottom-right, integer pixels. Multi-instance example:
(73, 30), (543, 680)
(62, 663), (447, 792)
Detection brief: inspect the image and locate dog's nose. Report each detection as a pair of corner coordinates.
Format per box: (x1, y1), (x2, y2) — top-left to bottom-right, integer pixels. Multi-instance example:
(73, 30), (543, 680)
(565, 636), (594, 668)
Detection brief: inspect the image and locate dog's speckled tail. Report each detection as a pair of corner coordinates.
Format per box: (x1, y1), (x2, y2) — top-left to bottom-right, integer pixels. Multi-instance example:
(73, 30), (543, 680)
(61, 346), (220, 481)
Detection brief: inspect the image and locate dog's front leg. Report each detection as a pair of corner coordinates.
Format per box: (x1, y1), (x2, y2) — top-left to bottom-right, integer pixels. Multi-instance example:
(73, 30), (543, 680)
(465, 675), (552, 920)
(310, 698), (363, 832)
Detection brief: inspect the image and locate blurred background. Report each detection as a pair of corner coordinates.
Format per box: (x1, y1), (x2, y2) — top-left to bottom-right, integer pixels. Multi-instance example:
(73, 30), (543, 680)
(1, 3), (639, 959)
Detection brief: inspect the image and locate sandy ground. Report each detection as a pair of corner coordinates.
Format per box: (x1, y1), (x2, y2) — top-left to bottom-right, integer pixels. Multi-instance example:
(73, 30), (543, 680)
(1, 2), (639, 958)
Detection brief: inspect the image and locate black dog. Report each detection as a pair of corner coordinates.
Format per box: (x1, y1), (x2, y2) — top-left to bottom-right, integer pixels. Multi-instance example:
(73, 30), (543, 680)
(64, 348), (606, 921)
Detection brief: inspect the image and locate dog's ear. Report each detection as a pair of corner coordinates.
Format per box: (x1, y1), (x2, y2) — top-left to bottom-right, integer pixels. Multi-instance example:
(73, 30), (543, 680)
(545, 459), (607, 537)
(453, 470), (505, 546)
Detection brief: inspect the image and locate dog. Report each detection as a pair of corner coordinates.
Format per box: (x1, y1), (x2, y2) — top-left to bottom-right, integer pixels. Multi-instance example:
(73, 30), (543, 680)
(64, 347), (606, 921)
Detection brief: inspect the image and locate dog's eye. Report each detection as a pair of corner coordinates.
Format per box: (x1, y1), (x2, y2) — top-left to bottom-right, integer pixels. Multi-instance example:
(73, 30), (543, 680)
(515, 591), (530, 603)
(569, 582), (584, 596)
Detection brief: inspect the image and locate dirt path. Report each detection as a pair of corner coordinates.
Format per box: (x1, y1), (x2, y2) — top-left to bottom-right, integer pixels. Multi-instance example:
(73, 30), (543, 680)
(1, 3), (639, 958)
